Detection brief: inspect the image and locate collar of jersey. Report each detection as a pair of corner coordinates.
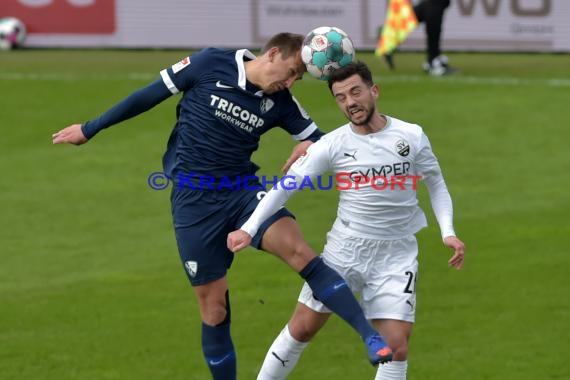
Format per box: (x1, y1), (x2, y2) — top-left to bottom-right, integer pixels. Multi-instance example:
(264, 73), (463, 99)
(235, 49), (264, 97)
(349, 115), (392, 137)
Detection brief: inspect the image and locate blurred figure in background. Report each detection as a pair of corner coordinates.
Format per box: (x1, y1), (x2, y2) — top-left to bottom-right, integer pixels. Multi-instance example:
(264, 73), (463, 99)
(378, 0), (456, 76)
(413, 0), (456, 75)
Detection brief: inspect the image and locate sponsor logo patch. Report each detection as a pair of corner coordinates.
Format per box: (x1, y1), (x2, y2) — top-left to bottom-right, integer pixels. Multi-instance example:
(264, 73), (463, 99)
(260, 97), (274, 113)
(172, 57), (190, 74)
(184, 260), (198, 277)
(395, 139), (410, 157)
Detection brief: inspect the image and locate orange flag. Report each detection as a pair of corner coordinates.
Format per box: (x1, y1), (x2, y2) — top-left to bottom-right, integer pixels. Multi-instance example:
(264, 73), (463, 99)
(375, 0), (418, 56)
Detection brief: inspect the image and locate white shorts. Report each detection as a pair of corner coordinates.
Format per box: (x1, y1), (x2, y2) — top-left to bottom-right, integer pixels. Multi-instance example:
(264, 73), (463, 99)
(299, 228), (419, 322)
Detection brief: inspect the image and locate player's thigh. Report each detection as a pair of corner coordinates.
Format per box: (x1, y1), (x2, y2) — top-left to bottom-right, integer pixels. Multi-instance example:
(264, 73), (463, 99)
(235, 187), (297, 249)
(297, 281), (331, 314)
(319, 228), (367, 292)
(296, 266), (360, 315)
(259, 217), (316, 272)
(171, 189), (237, 286)
(294, 230), (366, 314)
(362, 236), (419, 323)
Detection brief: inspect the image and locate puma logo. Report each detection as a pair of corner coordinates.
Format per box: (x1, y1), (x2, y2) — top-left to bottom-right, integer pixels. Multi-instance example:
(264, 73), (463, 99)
(344, 151), (357, 160)
(271, 351), (290, 367)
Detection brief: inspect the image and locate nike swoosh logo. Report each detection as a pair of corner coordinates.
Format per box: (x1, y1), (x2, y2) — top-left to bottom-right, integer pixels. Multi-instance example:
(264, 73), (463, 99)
(216, 80), (233, 89)
(333, 282), (347, 290)
(209, 353), (233, 366)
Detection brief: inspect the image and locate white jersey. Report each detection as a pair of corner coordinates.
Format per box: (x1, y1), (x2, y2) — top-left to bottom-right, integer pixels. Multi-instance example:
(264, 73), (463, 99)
(241, 115), (455, 240)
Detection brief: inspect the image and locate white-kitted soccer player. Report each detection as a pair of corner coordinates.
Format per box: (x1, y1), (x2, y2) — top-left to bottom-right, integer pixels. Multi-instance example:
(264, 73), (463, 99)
(227, 61), (466, 380)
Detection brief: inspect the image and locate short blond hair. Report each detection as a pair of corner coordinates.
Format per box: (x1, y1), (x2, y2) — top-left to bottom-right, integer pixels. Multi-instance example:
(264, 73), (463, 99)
(261, 32), (304, 59)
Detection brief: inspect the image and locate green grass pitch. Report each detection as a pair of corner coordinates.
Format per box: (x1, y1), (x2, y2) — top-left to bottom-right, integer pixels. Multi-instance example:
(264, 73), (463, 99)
(1, 49), (569, 379)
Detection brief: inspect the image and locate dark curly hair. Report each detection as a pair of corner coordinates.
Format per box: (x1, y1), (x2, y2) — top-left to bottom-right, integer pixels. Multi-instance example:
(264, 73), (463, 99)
(327, 61), (374, 92)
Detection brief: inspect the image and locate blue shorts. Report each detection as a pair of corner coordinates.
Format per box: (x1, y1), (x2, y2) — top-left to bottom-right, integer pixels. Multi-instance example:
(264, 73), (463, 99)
(171, 186), (294, 286)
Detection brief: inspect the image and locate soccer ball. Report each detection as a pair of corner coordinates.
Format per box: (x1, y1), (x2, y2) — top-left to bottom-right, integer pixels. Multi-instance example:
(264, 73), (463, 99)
(0, 17), (27, 51)
(301, 26), (355, 81)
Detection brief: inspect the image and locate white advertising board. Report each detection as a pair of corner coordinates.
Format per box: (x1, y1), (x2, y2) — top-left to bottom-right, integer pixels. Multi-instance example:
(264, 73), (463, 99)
(3, 0), (567, 52)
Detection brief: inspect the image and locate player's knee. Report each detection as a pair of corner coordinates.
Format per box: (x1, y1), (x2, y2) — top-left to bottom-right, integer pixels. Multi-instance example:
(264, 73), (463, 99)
(271, 239), (316, 272)
(391, 341), (409, 361)
(292, 240), (315, 260)
(288, 322), (317, 343)
(291, 243), (318, 272)
(287, 311), (324, 343)
(203, 309), (227, 326)
(201, 303), (229, 326)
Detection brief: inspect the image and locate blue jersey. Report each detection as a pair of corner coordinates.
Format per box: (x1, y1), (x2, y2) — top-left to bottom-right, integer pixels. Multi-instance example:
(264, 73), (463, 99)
(160, 48), (318, 186)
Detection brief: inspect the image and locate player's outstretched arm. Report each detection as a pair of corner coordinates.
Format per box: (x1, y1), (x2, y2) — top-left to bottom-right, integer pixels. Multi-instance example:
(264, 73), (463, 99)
(52, 124), (88, 145)
(444, 236), (465, 270)
(227, 230), (253, 253)
(52, 79), (172, 145)
(227, 174), (301, 252)
(230, 141), (328, 252)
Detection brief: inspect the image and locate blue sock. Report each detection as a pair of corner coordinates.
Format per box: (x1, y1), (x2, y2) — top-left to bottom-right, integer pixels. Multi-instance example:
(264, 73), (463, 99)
(300, 257), (376, 341)
(202, 322), (236, 380)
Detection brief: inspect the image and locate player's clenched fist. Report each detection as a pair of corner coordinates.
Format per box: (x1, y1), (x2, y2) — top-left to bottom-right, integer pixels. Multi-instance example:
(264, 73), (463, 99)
(52, 124), (88, 145)
(227, 230), (252, 253)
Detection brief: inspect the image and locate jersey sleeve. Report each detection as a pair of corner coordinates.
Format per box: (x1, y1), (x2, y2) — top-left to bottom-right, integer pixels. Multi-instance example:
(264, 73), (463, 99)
(279, 95), (319, 141)
(416, 132), (456, 239)
(81, 78), (172, 139)
(240, 175), (299, 237)
(415, 132), (442, 179)
(159, 48), (214, 94)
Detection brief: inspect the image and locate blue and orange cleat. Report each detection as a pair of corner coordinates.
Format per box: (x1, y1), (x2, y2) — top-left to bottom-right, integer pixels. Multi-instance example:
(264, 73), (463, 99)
(366, 334), (393, 366)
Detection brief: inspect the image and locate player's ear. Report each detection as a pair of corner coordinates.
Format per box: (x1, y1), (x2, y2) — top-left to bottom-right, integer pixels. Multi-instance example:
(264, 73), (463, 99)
(371, 83), (380, 98)
(267, 46), (280, 62)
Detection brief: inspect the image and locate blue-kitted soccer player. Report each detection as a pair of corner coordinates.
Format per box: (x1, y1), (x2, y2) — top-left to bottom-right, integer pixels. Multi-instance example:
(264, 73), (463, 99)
(52, 32), (392, 379)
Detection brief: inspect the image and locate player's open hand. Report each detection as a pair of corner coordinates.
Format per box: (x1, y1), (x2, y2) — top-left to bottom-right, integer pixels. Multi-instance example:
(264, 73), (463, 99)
(282, 140), (313, 173)
(227, 230), (253, 253)
(52, 124), (88, 145)
(444, 236), (465, 270)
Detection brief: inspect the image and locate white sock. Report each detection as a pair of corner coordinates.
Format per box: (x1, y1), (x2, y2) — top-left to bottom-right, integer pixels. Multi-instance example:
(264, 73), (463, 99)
(375, 360), (408, 380)
(257, 325), (309, 380)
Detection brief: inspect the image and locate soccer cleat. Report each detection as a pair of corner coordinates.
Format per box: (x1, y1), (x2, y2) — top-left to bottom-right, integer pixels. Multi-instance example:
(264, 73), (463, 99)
(424, 55), (457, 76)
(366, 334), (393, 366)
